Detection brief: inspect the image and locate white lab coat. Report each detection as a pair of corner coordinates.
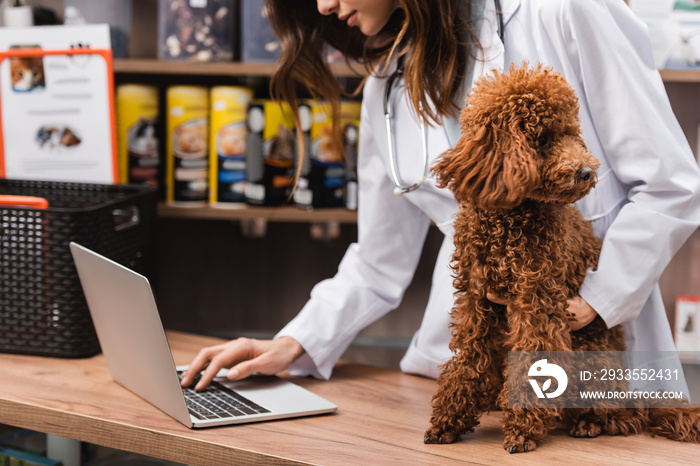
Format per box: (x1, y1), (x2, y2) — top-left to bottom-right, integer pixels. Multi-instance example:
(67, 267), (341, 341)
(277, 0), (700, 380)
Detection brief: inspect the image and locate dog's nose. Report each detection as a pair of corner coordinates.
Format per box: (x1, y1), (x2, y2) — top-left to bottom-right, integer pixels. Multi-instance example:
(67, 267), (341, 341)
(577, 166), (593, 183)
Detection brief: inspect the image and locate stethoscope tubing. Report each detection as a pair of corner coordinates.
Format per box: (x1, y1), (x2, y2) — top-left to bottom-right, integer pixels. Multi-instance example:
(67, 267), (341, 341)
(384, 65), (428, 196)
(384, 0), (504, 197)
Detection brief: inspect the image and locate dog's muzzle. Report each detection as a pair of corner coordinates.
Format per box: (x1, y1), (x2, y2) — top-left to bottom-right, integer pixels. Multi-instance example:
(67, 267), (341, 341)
(577, 166), (594, 183)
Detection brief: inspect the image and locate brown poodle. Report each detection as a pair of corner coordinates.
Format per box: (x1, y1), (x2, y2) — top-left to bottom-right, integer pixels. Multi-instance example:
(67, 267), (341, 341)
(425, 63), (700, 452)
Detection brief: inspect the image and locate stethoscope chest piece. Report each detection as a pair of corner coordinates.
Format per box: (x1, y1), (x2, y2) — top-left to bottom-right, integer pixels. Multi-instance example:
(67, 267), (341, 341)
(392, 176), (425, 197)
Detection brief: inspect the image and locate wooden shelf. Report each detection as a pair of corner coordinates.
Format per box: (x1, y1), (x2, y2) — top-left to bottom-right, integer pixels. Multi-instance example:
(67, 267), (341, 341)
(158, 203), (358, 223)
(113, 59), (365, 78)
(680, 353), (700, 365)
(114, 60), (700, 82)
(659, 69), (700, 83)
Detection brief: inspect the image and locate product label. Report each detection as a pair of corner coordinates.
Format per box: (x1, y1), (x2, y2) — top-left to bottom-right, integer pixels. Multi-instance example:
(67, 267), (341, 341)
(166, 86), (209, 203)
(246, 100), (296, 206)
(306, 101), (361, 208)
(209, 86), (253, 205)
(116, 84), (160, 187)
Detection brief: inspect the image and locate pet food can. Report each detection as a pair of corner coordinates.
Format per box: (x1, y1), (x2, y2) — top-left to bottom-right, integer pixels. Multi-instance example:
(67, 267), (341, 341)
(209, 86), (254, 207)
(292, 101), (313, 209)
(245, 100), (265, 205)
(245, 100), (297, 206)
(343, 119), (360, 211)
(166, 85), (209, 205)
(306, 101), (361, 208)
(116, 84), (160, 187)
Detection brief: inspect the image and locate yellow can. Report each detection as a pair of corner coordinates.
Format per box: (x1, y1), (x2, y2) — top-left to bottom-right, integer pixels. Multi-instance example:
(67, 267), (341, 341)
(209, 86), (254, 207)
(166, 85), (209, 205)
(116, 84), (159, 186)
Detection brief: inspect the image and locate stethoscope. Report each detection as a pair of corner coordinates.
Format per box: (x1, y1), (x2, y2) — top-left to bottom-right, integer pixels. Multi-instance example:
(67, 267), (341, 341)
(384, 0), (504, 196)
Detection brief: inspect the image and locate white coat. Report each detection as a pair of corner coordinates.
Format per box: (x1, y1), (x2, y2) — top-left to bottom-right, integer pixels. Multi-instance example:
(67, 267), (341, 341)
(277, 0), (700, 381)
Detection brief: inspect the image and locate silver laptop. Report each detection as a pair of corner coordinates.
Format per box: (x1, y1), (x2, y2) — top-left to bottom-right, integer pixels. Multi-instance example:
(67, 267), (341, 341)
(69, 242), (337, 428)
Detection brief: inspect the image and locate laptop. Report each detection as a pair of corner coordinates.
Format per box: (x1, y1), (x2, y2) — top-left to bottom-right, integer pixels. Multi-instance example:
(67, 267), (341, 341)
(69, 242), (337, 428)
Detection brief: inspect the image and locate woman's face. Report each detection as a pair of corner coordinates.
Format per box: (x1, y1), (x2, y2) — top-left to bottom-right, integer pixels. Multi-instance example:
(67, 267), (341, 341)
(316, 0), (400, 37)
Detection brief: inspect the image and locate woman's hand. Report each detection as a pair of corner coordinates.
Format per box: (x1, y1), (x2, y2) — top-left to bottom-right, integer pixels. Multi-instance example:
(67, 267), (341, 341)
(180, 336), (305, 391)
(486, 293), (597, 331)
(565, 296), (597, 330)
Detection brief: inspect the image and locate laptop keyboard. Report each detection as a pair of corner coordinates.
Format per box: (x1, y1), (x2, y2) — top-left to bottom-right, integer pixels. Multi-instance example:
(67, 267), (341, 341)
(178, 371), (271, 420)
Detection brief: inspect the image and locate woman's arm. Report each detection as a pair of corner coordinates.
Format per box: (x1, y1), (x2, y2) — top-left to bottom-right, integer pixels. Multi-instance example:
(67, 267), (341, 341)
(562, 0), (700, 328)
(182, 76), (437, 387)
(276, 80), (434, 379)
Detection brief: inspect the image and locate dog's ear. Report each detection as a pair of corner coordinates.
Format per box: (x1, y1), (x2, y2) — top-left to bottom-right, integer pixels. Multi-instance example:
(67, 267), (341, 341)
(432, 119), (539, 210)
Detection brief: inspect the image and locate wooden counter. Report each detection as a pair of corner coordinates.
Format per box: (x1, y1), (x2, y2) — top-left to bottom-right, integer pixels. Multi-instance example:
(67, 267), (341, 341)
(0, 331), (697, 465)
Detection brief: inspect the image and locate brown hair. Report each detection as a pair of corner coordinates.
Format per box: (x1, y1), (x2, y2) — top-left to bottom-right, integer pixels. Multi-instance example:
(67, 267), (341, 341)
(266, 0), (480, 184)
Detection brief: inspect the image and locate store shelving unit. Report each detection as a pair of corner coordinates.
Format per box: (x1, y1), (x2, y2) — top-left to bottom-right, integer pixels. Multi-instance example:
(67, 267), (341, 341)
(659, 69), (700, 83)
(114, 60), (700, 224)
(158, 203), (357, 223)
(114, 58), (364, 224)
(113, 59), (365, 78)
(114, 59), (700, 82)
(680, 352), (700, 365)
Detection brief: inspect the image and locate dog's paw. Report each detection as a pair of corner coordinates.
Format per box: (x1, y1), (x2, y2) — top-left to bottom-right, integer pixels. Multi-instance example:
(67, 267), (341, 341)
(503, 436), (537, 453)
(424, 426), (460, 444)
(569, 419), (602, 438)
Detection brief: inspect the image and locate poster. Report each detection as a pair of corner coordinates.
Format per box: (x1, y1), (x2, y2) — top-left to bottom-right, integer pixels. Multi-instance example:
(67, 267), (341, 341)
(675, 295), (700, 351)
(0, 25), (117, 183)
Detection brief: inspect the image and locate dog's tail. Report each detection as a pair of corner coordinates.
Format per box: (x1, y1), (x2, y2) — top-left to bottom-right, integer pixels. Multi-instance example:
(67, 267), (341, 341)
(647, 407), (700, 443)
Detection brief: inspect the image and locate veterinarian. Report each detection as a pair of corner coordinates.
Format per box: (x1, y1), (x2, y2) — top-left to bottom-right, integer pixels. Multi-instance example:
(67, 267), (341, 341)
(182, 0), (700, 390)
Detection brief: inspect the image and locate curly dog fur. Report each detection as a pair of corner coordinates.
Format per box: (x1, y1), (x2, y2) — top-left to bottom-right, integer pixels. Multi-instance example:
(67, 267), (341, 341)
(425, 63), (700, 452)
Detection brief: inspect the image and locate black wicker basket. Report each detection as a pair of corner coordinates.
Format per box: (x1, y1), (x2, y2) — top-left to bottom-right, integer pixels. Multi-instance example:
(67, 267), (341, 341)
(0, 179), (157, 358)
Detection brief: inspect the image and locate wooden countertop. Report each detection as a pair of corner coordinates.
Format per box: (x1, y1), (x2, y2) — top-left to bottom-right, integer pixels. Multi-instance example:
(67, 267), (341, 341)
(0, 331), (697, 465)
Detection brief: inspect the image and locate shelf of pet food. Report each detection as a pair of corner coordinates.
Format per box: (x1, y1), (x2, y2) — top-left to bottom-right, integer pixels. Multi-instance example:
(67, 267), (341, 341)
(659, 69), (700, 82)
(157, 202), (358, 223)
(113, 59), (365, 78)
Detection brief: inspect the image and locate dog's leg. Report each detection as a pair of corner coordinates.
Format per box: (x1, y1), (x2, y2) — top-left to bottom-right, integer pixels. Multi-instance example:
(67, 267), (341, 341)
(500, 294), (571, 453)
(566, 325), (649, 438)
(566, 409), (604, 437)
(499, 363), (560, 453)
(424, 297), (505, 444)
(565, 407), (647, 438)
(565, 360), (647, 438)
(501, 407), (558, 453)
(647, 406), (700, 443)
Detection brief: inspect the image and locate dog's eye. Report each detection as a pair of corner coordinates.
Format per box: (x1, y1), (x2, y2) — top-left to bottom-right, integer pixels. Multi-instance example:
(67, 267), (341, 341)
(537, 134), (550, 148)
